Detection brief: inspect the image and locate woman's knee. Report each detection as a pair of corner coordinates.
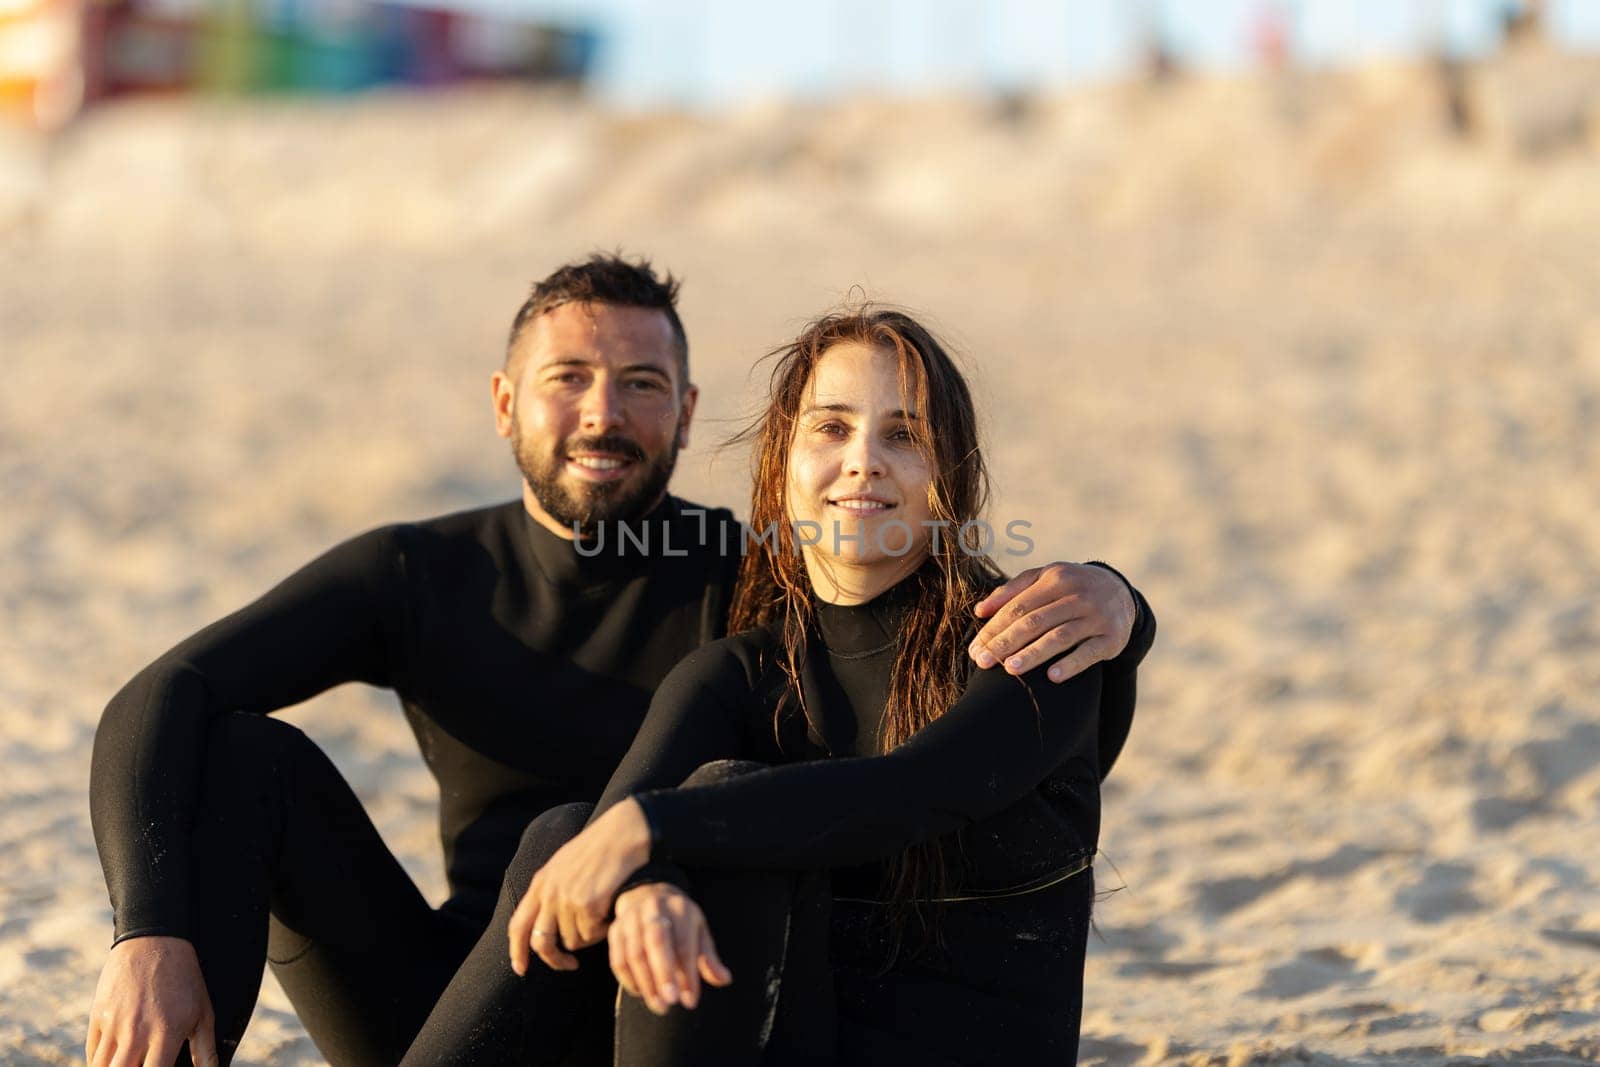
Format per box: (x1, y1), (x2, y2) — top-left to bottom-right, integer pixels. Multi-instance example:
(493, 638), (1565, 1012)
(500, 802), (595, 904)
(680, 759), (768, 788)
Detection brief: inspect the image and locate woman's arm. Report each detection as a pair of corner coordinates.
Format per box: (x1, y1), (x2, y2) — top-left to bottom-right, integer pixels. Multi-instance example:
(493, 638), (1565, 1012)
(634, 659), (1102, 872)
(589, 640), (759, 821)
(507, 639), (759, 976)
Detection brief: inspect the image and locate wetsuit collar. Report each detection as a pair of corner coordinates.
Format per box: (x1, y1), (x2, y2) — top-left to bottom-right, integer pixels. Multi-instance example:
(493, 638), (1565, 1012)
(521, 494), (680, 589)
(812, 567), (927, 654)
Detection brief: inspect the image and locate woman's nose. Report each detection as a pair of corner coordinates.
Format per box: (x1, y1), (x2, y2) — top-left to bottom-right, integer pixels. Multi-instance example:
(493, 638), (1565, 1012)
(843, 438), (885, 479)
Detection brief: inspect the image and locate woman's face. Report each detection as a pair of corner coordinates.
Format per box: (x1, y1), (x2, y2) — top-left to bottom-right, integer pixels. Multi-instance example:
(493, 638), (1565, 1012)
(785, 341), (936, 597)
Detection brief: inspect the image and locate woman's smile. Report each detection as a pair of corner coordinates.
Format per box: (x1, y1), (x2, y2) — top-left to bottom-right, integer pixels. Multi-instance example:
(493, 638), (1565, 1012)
(828, 494), (896, 514)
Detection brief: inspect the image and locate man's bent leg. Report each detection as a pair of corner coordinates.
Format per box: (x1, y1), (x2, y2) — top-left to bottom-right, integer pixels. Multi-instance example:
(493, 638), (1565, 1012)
(402, 803), (617, 1067)
(183, 713), (473, 1066)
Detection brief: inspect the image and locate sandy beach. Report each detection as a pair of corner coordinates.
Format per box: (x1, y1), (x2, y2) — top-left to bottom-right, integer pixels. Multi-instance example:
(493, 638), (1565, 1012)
(2, 54), (1599, 1064)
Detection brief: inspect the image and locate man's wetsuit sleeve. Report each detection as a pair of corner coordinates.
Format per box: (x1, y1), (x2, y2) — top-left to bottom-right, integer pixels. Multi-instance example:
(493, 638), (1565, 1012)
(1084, 561), (1157, 779)
(89, 526), (406, 945)
(632, 661), (1101, 872)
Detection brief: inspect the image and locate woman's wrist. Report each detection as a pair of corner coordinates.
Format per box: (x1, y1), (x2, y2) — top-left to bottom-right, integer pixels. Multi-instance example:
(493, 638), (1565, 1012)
(612, 797), (655, 870)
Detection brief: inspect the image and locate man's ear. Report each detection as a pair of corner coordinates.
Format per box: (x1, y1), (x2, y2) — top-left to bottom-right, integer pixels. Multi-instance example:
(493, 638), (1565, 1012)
(676, 384), (700, 449)
(491, 370), (515, 439)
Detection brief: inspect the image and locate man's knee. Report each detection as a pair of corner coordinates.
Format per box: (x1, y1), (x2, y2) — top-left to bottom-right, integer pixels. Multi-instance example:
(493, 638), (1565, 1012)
(202, 712), (325, 790)
(681, 759), (768, 788)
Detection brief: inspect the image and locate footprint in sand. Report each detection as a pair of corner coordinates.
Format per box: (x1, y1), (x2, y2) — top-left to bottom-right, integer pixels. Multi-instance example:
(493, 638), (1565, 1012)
(1394, 861), (1486, 923)
(1115, 957), (1227, 979)
(1193, 844), (1392, 917)
(1254, 946), (1367, 1000)
(1092, 920), (1182, 957)
(1314, 1001), (1439, 1037)
(1471, 793), (1547, 832)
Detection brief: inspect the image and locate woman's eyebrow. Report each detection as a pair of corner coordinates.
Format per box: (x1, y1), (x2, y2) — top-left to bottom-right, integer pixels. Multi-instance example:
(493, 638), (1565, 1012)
(800, 403), (920, 419)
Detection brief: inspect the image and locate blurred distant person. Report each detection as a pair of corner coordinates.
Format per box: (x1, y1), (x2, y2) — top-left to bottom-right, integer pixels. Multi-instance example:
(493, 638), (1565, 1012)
(84, 254), (1154, 1066)
(1501, 0), (1546, 49)
(1252, 2), (1292, 71)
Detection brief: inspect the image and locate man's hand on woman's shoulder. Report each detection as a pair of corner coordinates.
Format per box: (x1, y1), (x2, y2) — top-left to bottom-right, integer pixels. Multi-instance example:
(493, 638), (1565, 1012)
(970, 561), (1138, 683)
(87, 935), (218, 1067)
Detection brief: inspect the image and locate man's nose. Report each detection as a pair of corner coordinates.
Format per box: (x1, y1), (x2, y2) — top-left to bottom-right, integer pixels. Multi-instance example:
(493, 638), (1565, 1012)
(579, 379), (625, 434)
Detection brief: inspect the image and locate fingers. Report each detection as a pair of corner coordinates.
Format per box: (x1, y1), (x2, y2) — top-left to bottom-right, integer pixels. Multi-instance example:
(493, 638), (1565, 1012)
(971, 573), (1074, 668)
(573, 903), (610, 949)
(1043, 638), (1113, 686)
(621, 918), (666, 1013)
(142, 1031), (183, 1067)
(536, 917), (579, 973)
(189, 1015), (219, 1067)
(696, 925), (733, 988)
(669, 908), (701, 1008)
(507, 886), (538, 976)
(640, 915), (683, 1014)
(608, 926), (641, 999)
(90, 1032), (114, 1067)
(974, 597), (1088, 675)
(85, 1013), (102, 1066)
(972, 567), (1038, 620)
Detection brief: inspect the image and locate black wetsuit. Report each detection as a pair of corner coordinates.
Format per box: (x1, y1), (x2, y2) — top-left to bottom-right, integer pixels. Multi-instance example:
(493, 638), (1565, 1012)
(405, 565), (1157, 1066)
(90, 494), (1150, 1065)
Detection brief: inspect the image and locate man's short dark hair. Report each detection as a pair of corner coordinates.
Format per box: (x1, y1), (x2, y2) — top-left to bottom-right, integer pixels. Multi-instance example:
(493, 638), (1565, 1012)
(506, 253), (689, 382)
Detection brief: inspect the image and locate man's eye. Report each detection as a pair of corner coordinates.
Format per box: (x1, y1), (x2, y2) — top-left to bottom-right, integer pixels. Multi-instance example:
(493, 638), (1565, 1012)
(626, 378), (666, 392)
(551, 373), (585, 385)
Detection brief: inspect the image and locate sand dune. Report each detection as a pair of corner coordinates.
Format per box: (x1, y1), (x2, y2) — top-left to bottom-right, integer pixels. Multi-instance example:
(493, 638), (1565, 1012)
(3, 50), (1598, 1065)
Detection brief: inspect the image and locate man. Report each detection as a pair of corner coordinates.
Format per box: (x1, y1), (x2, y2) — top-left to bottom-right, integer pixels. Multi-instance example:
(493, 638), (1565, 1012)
(85, 255), (1154, 1066)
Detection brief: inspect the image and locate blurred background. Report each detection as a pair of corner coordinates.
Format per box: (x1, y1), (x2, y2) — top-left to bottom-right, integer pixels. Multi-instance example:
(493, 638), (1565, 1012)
(3, 1), (1599, 1064)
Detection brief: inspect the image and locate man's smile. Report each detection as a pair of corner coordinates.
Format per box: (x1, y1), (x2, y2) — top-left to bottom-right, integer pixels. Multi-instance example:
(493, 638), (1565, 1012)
(566, 452), (638, 482)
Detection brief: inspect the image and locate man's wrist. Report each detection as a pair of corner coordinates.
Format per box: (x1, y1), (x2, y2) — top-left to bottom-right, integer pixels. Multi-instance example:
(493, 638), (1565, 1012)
(1084, 560), (1140, 631)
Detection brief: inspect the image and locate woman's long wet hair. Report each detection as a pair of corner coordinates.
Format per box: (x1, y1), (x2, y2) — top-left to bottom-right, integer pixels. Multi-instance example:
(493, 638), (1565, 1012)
(727, 306), (1004, 950)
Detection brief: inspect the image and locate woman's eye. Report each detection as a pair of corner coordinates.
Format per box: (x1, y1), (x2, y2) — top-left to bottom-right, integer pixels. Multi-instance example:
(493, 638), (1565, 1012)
(815, 422), (847, 436)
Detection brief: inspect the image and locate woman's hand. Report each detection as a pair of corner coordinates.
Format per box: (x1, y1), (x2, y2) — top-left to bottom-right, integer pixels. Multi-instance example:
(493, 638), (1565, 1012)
(508, 798), (654, 975)
(610, 882), (732, 1014)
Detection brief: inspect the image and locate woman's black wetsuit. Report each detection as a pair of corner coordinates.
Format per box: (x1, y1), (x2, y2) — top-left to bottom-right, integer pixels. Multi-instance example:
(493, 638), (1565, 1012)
(405, 565), (1156, 1065)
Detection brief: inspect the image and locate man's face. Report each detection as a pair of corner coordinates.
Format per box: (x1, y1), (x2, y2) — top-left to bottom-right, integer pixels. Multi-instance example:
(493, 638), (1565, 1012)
(493, 301), (697, 537)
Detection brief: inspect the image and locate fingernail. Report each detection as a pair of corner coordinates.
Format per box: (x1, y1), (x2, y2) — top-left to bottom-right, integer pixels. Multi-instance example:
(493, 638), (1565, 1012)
(662, 983), (677, 1001)
(975, 650), (996, 669)
(1049, 667), (1062, 681)
(1007, 657), (1023, 672)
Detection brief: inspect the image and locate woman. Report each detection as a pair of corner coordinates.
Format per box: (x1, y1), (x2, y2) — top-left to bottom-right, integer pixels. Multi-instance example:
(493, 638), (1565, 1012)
(407, 307), (1153, 1065)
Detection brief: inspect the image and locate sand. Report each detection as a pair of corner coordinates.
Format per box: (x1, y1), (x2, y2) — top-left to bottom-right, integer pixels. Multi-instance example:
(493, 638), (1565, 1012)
(2, 50), (1598, 1065)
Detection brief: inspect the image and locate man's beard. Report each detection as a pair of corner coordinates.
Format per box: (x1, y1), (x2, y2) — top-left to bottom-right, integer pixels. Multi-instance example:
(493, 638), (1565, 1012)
(513, 421), (679, 539)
